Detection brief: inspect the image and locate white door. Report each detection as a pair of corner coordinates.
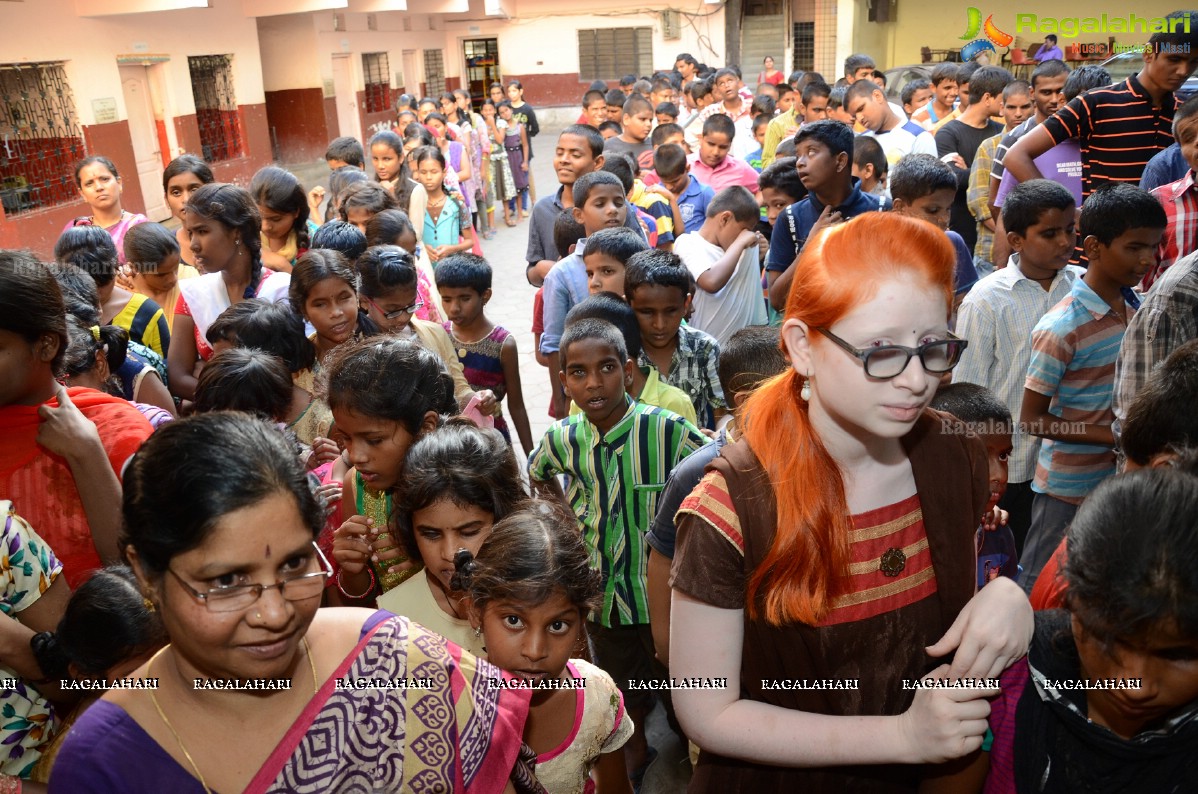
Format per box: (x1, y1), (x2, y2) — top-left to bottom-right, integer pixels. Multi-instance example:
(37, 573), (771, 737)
(118, 64), (169, 221)
(332, 53), (363, 144)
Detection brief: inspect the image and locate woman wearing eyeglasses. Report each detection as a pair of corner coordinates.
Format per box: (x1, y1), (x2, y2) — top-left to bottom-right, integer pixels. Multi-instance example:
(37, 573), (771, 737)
(668, 212), (1034, 791)
(48, 413), (535, 793)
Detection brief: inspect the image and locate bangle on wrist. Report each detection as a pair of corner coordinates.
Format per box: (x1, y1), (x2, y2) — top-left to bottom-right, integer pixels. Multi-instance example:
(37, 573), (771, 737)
(336, 567), (375, 600)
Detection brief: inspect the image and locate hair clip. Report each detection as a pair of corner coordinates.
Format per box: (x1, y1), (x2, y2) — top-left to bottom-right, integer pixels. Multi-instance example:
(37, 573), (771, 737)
(89, 325), (101, 341)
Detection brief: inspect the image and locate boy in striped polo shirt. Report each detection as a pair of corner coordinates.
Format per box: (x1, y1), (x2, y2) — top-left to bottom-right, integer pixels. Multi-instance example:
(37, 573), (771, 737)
(530, 317), (706, 779)
(1004, 11), (1198, 200)
(1018, 185), (1166, 595)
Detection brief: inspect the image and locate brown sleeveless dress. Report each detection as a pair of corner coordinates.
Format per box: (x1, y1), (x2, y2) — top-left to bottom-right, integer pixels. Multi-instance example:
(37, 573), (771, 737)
(671, 408), (988, 792)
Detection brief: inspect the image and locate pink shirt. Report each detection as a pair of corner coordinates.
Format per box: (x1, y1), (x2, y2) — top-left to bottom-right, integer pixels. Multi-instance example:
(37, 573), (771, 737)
(687, 154), (760, 194)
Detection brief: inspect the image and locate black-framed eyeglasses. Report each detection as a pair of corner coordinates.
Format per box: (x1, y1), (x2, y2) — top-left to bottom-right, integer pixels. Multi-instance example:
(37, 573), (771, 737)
(364, 295), (423, 321)
(167, 543), (333, 613)
(815, 327), (968, 379)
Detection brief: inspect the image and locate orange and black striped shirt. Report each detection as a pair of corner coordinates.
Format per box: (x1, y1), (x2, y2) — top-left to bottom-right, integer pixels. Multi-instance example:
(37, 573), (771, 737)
(1041, 74), (1178, 200)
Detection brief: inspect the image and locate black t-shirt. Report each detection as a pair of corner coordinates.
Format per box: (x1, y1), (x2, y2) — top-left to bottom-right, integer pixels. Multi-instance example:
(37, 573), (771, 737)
(936, 118), (1002, 253)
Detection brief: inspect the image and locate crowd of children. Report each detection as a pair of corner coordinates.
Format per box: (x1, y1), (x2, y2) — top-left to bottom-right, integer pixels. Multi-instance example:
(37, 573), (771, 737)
(7, 17), (1198, 792)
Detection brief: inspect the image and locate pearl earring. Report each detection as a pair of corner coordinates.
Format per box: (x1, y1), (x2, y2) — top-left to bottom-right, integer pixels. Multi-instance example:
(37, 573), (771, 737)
(801, 373), (812, 401)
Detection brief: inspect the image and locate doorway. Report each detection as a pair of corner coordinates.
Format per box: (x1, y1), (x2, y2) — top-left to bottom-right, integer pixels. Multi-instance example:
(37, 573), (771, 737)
(463, 39), (499, 105)
(331, 53), (363, 144)
(119, 63), (170, 221)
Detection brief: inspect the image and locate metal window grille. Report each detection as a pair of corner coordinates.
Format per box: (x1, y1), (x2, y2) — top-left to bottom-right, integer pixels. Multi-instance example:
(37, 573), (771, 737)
(577, 28), (652, 82)
(0, 61), (85, 217)
(362, 52), (391, 113)
(793, 22), (815, 71)
(423, 50), (445, 97)
(188, 54), (244, 163)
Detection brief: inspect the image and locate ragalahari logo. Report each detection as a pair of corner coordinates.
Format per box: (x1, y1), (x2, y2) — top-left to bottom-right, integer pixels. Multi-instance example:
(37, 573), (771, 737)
(960, 7), (1014, 61)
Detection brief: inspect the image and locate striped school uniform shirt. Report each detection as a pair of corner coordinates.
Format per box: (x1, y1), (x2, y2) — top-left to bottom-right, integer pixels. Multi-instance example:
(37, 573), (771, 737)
(1025, 278), (1139, 503)
(1040, 74), (1179, 200)
(111, 292), (170, 359)
(529, 396), (706, 627)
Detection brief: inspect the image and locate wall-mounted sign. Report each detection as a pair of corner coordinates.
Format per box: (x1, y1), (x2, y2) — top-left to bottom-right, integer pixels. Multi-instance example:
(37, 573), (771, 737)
(92, 97), (118, 124)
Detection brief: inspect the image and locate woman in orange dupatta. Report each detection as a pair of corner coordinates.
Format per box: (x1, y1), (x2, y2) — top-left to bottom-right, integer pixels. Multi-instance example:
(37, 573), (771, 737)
(0, 251), (152, 589)
(49, 414), (538, 794)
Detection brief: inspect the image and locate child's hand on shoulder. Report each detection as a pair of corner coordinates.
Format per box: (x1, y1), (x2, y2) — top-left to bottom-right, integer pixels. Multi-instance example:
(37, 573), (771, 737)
(333, 515), (377, 575)
(115, 264), (138, 292)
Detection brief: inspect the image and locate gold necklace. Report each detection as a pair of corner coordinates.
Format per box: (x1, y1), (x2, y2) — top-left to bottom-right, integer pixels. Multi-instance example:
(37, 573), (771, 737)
(147, 639), (318, 794)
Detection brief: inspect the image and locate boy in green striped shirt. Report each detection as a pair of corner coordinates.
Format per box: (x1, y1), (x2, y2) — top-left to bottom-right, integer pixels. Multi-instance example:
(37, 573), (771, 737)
(530, 316), (706, 779)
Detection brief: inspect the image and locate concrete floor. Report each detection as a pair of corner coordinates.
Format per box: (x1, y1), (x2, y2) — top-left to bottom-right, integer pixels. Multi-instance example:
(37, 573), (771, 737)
(288, 127), (693, 793)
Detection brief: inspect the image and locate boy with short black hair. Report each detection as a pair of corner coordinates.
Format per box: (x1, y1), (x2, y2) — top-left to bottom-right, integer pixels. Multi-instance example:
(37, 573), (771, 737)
(826, 85), (854, 125)
(645, 325), (787, 666)
(625, 248), (725, 428)
(675, 185), (767, 345)
(901, 78), (934, 120)
(650, 122), (686, 150)
(682, 78), (716, 148)
(435, 253), (534, 453)
(844, 53), (876, 83)
(650, 78), (677, 111)
(767, 120), (888, 310)
(763, 81), (830, 168)
(325, 136), (364, 169)
(655, 101), (680, 126)
(527, 124), (645, 286)
(603, 152), (680, 250)
(604, 93), (656, 168)
(889, 153), (980, 301)
(689, 114), (760, 193)
(580, 88), (608, 127)
(851, 134), (888, 197)
(605, 88), (627, 121)
(930, 383), (1020, 586)
(1018, 183), (1166, 593)
(758, 155), (807, 229)
(619, 74), (637, 95)
(936, 67), (1013, 255)
(911, 63), (959, 130)
(655, 143), (713, 234)
(540, 171), (632, 416)
(582, 226), (649, 296)
(954, 178), (1082, 550)
(530, 315), (705, 783)
(846, 78), (938, 163)
(598, 120), (622, 140)
(564, 293), (698, 425)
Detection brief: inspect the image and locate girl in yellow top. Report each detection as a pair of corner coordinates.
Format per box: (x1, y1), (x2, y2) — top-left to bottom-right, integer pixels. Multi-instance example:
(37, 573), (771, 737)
(123, 221), (199, 330)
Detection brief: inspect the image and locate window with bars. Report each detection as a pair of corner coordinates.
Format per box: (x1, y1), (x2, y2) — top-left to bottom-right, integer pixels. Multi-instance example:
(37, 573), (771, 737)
(793, 22), (815, 71)
(422, 50), (445, 97)
(577, 28), (652, 82)
(362, 52), (390, 114)
(0, 61), (85, 217)
(188, 55), (244, 163)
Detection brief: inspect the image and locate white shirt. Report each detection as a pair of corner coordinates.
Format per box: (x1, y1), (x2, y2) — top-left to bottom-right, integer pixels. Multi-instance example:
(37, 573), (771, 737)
(674, 232), (768, 347)
(864, 123), (939, 165)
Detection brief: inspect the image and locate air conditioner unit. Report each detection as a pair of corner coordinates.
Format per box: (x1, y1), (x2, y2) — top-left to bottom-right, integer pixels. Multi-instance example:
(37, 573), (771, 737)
(661, 9), (681, 40)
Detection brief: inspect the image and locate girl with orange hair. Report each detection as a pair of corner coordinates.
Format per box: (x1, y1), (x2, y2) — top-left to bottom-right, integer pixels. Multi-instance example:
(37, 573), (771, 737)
(669, 211), (1033, 791)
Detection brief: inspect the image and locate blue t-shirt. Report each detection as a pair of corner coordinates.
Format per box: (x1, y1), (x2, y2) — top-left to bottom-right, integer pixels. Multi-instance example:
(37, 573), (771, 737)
(1139, 142), (1188, 192)
(678, 174), (715, 234)
(765, 178), (890, 273)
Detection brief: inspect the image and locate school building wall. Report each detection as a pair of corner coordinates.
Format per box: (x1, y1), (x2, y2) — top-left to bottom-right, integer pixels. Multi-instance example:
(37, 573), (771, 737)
(0, 0), (271, 259)
(451, 0), (726, 107)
